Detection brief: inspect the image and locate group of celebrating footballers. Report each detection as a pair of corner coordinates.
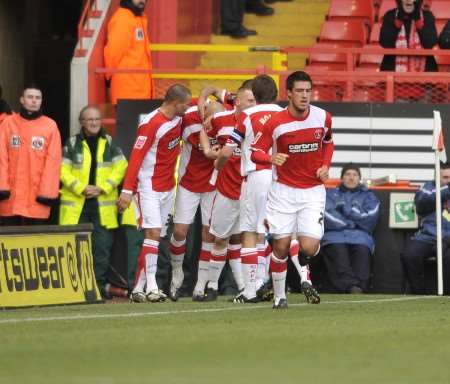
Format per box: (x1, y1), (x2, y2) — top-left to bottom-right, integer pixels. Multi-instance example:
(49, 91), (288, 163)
(117, 70), (334, 309)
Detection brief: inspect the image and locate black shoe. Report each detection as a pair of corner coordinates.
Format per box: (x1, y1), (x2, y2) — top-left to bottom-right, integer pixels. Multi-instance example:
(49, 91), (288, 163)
(301, 281), (320, 304)
(246, 4), (274, 15)
(350, 286), (363, 294)
(222, 28), (249, 38)
(100, 287), (113, 300)
(256, 282), (274, 302)
(168, 282), (180, 302)
(233, 293), (260, 303)
(241, 26), (257, 35)
(273, 297), (288, 309)
(192, 293), (206, 302)
(203, 287), (218, 301)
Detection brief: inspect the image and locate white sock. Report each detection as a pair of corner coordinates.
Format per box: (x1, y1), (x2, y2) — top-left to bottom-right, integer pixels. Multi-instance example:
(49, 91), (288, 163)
(241, 247), (258, 298)
(144, 239), (159, 294)
(208, 247), (226, 291)
(169, 235), (186, 289)
(256, 243), (266, 289)
(270, 253), (288, 300)
(228, 244), (244, 291)
(194, 242), (213, 294)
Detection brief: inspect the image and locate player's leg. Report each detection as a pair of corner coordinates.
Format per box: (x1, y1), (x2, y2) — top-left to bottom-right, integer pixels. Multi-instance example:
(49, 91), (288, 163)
(228, 233), (244, 294)
(193, 191), (216, 300)
(207, 192), (240, 300)
(169, 186), (201, 300)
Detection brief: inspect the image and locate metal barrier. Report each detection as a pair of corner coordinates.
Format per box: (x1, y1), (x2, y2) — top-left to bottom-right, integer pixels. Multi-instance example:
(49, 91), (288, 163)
(95, 44), (450, 103)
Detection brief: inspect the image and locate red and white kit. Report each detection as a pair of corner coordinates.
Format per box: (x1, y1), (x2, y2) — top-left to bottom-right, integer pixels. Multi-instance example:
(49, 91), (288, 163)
(123, 109), (182, 237)
(251, 105), (334, 239)
(174, 105), (216, 226)
(208, 109), (243, 239)
(228, 103), (283, 233)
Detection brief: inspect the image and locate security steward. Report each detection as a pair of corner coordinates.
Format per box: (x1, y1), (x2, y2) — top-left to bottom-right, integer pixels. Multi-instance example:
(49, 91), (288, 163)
(59, 105), (128, 299)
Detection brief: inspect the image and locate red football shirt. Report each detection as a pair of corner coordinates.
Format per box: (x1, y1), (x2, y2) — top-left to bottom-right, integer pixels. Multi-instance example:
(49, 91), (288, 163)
(251, 105), (334, 189)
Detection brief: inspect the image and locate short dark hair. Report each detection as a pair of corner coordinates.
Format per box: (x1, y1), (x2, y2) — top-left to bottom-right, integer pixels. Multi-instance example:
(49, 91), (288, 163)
(164, 84), (191, 103)
(238, 79), (253, 92)
(441, 162), (450, 170)
(23, 83), (42, 95)
(286, 71), (313, 91)
(252, 75), (278, 103)
(341, 162), (361, 179)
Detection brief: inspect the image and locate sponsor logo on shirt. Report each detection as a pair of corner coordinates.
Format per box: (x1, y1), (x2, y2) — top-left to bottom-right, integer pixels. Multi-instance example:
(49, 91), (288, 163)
(135, 28), (144, 41)
(31, 136), (45, 151)
(134, 136), (147, 149)
(168, 137), (180, 150)
(11, 135), (21, 148)
(288, 142), (319, 153)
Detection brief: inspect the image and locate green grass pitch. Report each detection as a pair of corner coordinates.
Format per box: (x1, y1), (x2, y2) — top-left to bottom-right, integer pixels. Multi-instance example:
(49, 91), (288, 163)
(1, 294), (450, 384)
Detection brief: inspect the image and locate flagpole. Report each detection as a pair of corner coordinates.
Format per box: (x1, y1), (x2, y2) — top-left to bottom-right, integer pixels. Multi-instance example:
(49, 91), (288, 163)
(435, 152), (443, 296)
(433, 111), (444, 296)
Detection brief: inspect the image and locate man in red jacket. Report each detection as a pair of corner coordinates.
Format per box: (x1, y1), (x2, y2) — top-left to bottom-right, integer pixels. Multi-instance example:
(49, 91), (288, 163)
(0, 85), (62, 225)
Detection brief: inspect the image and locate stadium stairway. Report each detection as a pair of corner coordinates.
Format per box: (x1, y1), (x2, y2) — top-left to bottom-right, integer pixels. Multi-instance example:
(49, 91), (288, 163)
(189, 0), (331, 94)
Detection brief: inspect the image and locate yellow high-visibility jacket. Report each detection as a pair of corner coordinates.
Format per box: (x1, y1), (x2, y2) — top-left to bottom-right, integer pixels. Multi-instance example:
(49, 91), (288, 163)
(59, 129), (127, 229)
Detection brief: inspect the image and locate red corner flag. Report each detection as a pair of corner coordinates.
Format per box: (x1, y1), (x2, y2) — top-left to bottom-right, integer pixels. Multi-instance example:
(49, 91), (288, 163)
(433, 111), (447, 163)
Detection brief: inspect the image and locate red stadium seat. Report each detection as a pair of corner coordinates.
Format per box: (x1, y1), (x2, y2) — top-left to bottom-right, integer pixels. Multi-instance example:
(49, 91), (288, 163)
(307, 42), (357, 70)
(310, 84), (344, 102)
(327, 0), (375, 24)
(370, 22), (382, 44)
(436, 52), (450, 72)
(430, 1), (450, 21)
(378, 0), (396, 21)
(319, 20), (368, 46)
(358, 45), (383, 70)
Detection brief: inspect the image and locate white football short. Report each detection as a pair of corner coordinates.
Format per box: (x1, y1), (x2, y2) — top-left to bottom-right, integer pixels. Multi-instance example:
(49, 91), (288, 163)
(174, 186), (216, 226)
(240, 169), (272, 233)
(266, 182), (325, 240)
(135, 188), (175, 237)
(209, 191), (241, 239)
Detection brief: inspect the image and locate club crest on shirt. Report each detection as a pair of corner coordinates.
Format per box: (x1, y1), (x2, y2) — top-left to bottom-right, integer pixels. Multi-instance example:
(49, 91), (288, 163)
(314, 129), (322, 140)
(31, 136), (45, 150)
(135, 28), (144, 41)
(10, 135), (21, 148)
(134, 135), (147, 149)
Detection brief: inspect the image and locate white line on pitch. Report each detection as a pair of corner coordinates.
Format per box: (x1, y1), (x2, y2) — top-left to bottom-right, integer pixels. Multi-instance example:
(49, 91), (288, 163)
(0, 296), (443, 325)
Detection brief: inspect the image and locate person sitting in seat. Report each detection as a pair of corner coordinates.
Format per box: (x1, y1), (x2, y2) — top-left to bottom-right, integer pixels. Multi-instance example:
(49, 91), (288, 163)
(402, 162), (450, 294)
(321, 163), (380, 293)
(379, 0), (438, 72)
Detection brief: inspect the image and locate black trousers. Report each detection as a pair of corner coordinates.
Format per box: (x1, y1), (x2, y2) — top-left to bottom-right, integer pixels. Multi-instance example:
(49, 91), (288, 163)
(322, 243), (371, 293)
(402, 239), (450, 294)
(221, 0), (245, 32)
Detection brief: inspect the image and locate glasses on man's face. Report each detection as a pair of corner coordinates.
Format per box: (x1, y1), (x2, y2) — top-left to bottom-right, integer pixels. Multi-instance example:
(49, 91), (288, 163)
(83, 118), (102, 122)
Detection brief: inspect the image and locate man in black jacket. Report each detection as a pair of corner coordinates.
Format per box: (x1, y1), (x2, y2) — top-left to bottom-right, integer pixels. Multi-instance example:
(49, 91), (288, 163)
(439, 20), (450, 49)
(379, 0), (438, 72)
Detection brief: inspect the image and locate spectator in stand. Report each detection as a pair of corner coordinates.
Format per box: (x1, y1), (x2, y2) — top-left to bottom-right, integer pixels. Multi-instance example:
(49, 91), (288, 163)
(379, 0), (438, 72)
(0, 85), (61, 225)
(59, 105), (129, 299)
(0, 84), (12, 125)
(438, 20), (450, 49)
(321, 164), (380, 294)
(104, 0), (153, 105)
(221, 1), (257, 38)
(402, 162), (450, 294)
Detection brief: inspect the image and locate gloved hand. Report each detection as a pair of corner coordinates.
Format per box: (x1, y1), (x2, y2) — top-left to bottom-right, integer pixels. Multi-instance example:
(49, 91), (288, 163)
(0, 190), (10, 201)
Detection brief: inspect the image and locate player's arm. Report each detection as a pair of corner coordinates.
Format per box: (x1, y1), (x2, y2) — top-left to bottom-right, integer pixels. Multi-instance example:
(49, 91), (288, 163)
(118, 123), (156, 211)
(214, 144), (234, 170)
(250, 121), (288, 166)
(198, 86), (228, 119)
(317, 112), (334, 182)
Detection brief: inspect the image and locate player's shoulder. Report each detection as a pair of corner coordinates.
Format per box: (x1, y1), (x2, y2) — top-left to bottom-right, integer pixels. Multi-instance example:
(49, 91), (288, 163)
(182, 106), (201, 127)
(212, 109), (236, 126)
(309, 104), (332, 119)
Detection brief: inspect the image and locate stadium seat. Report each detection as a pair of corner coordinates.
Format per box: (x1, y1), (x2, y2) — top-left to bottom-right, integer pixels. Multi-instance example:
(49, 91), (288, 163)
(357, 46), (383, 70)
(327, 0), (375, 25)
(307, 42), (357, 71)
(370, 22), (381, 44)
(435, 52), (450, 72)
(310, 84), (344, 102)
(319, 20), (368, 46)
(430, 1), (450, 21)
(377, 0), (396, 21)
